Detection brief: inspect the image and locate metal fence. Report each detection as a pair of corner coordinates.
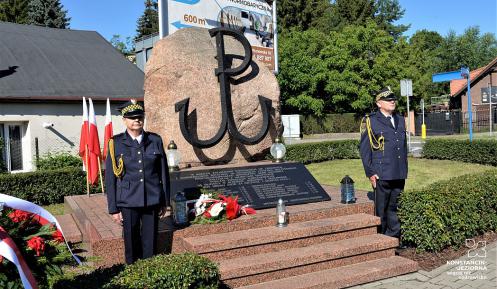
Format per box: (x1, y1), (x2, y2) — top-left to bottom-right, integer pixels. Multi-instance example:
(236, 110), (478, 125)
(414, 108), (497, 136)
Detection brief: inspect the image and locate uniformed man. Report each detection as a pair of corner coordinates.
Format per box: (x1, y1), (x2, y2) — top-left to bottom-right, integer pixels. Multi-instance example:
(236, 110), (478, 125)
(105, 99), (170, 264)
(360, 87), (408, 243)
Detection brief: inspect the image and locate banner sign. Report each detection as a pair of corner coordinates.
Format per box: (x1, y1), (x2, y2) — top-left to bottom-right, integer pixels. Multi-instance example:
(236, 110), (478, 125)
(165, 0), (277, 71)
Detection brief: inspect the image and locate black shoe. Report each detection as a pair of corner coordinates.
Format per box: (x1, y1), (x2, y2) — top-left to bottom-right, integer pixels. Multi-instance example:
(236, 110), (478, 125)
(398, 242), (408, 249)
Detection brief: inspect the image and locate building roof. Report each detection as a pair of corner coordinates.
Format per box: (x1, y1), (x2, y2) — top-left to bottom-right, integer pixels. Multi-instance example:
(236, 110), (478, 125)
(450, 57), (497, 98)
(0, 22), (144, 101)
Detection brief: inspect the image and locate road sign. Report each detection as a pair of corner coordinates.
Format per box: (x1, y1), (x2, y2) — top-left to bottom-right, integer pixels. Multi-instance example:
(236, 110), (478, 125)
(400, 79), (412, 96)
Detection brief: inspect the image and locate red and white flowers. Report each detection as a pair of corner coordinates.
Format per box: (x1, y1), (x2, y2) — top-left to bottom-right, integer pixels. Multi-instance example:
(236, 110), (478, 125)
(191, 191), (256, 224)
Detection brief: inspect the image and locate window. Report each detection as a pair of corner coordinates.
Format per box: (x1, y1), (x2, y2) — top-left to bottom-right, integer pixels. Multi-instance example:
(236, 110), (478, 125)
(1, 123), (27, 172)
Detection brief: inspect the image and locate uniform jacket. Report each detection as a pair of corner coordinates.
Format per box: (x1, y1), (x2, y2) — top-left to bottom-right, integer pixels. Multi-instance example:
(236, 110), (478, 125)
(105, 131), (170, 214)
(360, 111), (408, 180)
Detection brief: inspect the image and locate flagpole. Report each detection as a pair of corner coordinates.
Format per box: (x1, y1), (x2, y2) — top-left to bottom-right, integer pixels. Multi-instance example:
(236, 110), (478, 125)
(97, 156), (105, 194)
(85, 144), (90, 197)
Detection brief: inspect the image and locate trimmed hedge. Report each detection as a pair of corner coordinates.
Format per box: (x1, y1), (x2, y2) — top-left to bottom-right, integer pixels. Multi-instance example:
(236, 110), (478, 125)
(0, 168), (100, 205)
(422, 139), (497, 166)
(399, 169), (497, 251)
(284, 140), (360, 164)
(106, 253), (220, 289)
(301, 113), (361, 135)
(36, 152), (82, 171)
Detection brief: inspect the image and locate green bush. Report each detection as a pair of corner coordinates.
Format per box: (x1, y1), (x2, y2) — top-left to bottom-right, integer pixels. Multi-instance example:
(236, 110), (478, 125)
(301, 114), (361, 135)
(106, 253), (220, 289)
(422, 139), (497, 166)
(283, 140), (360, 164)
(399, 169), (497, 251)
(36, 152), (82, 171)
(0, 168), (100, 205)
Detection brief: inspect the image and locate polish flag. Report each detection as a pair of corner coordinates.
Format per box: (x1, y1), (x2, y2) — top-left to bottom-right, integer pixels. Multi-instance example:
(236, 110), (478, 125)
(78, 97), (89, 168)
(103, 98), (113, 160)
(88, 98), (101, 185)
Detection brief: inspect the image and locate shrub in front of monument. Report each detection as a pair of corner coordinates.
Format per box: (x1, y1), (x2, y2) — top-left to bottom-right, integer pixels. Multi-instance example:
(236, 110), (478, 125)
(0, 207), (75, 289)
(0, 168), (100, 205)
(422, 139), (497, 166)
(399, 169), (497, 251)
(281, 140), (360, 164)
(105, 252), (220, 289)
(36, 152), (83, 171)
(191, 190), (256, 224)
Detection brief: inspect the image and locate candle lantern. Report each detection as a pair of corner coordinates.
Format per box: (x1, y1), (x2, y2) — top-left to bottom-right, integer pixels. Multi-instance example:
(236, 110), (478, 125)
(340, 175), (356, 204)
(172, 191), (189, 227)
(270, 137), (286, 162)
(166, 140), (181, 172)
(276, 198), (288, 227)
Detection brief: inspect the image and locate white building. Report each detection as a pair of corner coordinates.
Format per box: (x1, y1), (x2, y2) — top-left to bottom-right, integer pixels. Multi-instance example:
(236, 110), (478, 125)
(0, 22), (145, 173)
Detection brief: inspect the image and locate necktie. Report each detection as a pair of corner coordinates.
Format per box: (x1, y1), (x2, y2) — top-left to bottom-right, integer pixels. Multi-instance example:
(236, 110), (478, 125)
(387, 116), (395, 128)
(133, 139), (140, 146)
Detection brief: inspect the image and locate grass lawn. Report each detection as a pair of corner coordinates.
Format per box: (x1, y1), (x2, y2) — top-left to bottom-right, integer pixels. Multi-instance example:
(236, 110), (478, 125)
(43, 203), (65, 216)
(306, 158), (494, 191)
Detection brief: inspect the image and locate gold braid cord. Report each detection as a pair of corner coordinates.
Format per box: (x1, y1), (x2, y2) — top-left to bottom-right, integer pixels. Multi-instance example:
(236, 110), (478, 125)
(108, 139), (124, 177)
(360, 116), (385, 151)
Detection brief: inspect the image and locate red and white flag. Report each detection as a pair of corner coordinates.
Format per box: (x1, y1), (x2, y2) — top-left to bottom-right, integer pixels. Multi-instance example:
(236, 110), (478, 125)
(78, 97), (89, 168)
(88, 98), (101, 185)
(103, 98), (113, 160)
(0, 227), (39, 289)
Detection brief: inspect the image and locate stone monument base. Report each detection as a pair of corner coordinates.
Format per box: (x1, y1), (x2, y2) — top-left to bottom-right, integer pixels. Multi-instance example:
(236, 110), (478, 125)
(58, 180), (417, 288)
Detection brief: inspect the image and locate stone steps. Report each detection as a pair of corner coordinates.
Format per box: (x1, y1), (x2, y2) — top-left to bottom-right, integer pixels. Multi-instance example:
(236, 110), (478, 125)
(55, 213), (82, 243)
(183, 213), (379, 261)
(237, 256), (418, 289)
(219, 234), (401, 288)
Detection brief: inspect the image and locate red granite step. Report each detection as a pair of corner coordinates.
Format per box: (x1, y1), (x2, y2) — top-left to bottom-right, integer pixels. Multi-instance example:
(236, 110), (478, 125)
(172, 186), (373, 252)
(55, 214), (82, 243)
(219, 234), (399, 287)
(182, 214), (379, 260)
(237, 256), (418, 289)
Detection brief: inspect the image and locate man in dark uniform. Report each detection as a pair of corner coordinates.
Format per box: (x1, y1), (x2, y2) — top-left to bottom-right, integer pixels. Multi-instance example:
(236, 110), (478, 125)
(105, 99), (170, 264)
(360, 87), (408, 243)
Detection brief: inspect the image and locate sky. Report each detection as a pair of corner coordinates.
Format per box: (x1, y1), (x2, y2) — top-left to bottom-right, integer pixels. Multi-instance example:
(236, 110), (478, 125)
(62, 0), (497, 42)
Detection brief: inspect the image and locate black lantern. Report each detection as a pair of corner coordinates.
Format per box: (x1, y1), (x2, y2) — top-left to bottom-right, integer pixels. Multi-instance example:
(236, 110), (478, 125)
(172, 191), (189, 227)
(340, 175), (356, 204)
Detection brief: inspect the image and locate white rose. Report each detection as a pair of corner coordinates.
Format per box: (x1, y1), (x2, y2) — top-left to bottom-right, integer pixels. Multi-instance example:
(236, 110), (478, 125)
(209, 202), (224, 217)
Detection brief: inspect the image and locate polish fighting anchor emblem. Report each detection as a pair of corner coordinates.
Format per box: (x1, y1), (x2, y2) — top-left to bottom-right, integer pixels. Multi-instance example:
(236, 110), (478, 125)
(175, 27), (271, 149)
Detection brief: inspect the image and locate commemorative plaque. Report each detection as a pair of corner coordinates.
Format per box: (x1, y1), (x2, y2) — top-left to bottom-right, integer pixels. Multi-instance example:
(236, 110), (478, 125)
(170, 162), (330, 210)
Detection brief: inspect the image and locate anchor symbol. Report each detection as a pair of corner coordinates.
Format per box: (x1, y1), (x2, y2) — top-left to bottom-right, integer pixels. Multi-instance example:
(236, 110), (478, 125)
(175, 27), (271, 149)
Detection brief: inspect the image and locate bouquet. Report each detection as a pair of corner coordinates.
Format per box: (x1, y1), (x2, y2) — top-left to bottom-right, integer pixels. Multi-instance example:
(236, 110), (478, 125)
(0, 207), (74, 289)
(191, 190), (256, 224)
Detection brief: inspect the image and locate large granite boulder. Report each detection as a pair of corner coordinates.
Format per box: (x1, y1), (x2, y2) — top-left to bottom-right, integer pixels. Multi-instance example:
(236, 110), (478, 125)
(144, 27), (280, 167)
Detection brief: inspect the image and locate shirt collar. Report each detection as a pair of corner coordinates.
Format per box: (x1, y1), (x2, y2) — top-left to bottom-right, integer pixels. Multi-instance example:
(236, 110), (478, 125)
(127, 131), (144, 144)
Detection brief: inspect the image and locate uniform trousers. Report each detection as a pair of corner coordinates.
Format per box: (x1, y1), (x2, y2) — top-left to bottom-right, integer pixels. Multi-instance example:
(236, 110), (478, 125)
(120, 206), (159, 264)
(375, 179), (405, 238)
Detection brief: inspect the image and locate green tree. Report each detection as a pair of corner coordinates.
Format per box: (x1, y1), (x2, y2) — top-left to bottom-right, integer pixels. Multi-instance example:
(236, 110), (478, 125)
(322, 0), (408, 38)
(277, 28), (331, 115)
(438, 26), (497, 72)
(135, 0), (159, 40)
(0, 0), (30, 24)
(399, 30), (446, 106)
(373, 0), (409, 38)
(27, 0), (70, 29)
(277, 0), (332, 32)
(278, 22), (406, 116)
(110, 34), (134, 56)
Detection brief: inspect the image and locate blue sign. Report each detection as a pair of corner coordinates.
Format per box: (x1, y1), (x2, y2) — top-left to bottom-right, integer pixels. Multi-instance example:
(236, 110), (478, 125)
(432, 67), (473, 141)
